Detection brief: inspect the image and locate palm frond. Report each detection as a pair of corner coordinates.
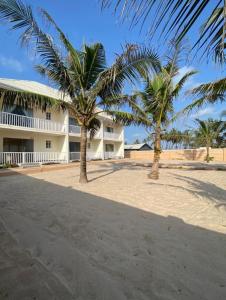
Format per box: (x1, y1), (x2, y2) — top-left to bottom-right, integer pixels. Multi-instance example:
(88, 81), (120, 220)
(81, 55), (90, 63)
(0, 0), (72, 93)
(97, 44), (160, 98)
(107, 110), (151, 126)
(0, 86), (58, 111)
(87, 117), (101, 139)
(172, 70), (198, 97)
(101, 0), (225, 63)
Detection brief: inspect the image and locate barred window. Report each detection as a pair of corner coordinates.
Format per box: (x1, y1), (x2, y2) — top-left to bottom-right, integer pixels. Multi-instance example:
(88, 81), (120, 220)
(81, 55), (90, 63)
(46, 112), (51, 120)
(46, 140), (51, 149)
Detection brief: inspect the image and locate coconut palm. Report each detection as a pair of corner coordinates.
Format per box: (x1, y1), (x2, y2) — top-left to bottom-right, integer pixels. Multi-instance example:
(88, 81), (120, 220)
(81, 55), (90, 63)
(112, 45), (196, 179)
(101, 0), (226, 63)
(0, 0), (160, 183)
(194, 119), (226, 162)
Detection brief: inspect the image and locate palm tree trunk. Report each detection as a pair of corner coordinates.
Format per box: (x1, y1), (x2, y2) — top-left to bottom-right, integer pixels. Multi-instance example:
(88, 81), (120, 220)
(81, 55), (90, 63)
(79, 125), (88, 183)
(149, 126), (161, 179)
(206, 144), (210, 163)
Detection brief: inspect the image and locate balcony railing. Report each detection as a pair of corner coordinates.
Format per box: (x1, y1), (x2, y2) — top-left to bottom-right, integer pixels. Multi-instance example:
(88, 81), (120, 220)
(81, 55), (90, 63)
(104, 132), (121, 140)
(69, 125), (81, 134)
(0, 112), (66, 133)
(0, 152), (66, 165)
(104, 152), (116, 159)
(69, 125), (102, 139)
(70, 151), (102, 161)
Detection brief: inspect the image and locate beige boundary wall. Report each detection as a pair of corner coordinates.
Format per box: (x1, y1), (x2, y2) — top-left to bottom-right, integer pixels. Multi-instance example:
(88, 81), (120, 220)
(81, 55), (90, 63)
(125, 148), (226, 162)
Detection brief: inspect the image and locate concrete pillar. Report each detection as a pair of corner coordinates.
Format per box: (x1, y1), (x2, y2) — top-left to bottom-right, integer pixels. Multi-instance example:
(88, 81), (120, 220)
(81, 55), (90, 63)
(64, 110), (70, 163)
(100, 121), (105, 160)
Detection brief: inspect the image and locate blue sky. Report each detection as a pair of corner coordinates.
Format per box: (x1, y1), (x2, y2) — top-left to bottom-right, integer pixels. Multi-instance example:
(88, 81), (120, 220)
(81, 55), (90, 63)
(0, 0), (225, 143)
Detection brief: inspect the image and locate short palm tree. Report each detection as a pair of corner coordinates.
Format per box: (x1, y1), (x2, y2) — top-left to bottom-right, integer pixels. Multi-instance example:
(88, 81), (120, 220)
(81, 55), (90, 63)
(194, 119), (226, 162)
(113, 45), (196, 179)
(0, 0), (160, 183)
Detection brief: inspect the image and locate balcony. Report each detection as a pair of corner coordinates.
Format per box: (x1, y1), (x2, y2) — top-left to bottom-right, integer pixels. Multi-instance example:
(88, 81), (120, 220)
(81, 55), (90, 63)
(69, 125), (102, 139)
(0, 152), (67, 166)
(103, 131), (122, 141)
(69, 124), (81, 135)
(0, 111), (66, 133)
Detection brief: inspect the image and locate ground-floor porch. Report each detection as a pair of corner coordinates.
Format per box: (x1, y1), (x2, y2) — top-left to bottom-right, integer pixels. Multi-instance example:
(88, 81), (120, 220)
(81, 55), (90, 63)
(0, 129), (124, 166)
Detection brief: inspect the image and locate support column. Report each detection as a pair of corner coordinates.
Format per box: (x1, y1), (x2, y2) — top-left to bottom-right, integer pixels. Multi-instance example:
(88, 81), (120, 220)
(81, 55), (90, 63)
(100, 120), (105, 160)
(64, 110), (70, 163)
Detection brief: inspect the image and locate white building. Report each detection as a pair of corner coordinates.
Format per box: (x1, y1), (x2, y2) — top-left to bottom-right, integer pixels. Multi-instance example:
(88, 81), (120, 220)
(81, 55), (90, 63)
(0, 79), (124, 166)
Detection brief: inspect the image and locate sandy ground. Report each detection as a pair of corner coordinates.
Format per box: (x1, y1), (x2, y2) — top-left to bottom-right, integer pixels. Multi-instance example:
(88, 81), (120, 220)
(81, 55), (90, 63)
(0, 160), (226, 300)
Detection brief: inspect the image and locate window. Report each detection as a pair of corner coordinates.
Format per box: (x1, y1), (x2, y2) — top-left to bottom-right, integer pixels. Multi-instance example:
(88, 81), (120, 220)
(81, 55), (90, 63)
(106, 127), (113, 133)
(46, 112), (51, 120)
(105, 144), (114, 152)
(46, 140), (52, 149)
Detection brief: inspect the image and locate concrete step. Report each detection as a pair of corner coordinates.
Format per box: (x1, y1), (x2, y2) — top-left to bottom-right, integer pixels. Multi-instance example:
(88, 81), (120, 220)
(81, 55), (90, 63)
(20, 163), (41, 168)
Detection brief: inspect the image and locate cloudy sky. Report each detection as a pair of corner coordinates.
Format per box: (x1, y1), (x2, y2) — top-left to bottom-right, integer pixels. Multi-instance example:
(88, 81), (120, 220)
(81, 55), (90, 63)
(0, 0), (225, 143)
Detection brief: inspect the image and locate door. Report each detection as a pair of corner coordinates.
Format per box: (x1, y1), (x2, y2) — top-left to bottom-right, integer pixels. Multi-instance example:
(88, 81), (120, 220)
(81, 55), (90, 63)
(69, 142), (80, 152)
(3, 138), (34, 152)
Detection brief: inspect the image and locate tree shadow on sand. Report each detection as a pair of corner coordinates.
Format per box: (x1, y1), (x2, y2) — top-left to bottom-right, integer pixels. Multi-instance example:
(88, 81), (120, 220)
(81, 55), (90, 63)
(0, 171), (226, 299)
(148, 171), (226, 209)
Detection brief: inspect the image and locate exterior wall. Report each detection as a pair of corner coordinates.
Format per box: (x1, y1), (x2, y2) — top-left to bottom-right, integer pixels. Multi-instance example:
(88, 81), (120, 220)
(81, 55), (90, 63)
(0, 129), (67, 153)
(33, 107), (67, 125)
(125, 148), (226, 162)
(103, 141), (124, 158)
(0, 106), (124, 162)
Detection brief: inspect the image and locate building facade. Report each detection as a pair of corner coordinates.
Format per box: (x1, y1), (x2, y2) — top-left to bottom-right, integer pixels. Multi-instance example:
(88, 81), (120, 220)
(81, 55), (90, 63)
(0, 79), (124, 166)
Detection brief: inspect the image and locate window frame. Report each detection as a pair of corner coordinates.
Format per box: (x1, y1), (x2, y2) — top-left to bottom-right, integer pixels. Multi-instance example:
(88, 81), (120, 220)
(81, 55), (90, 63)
(106, 126), (114, 133)
(46, 140), (52, 149)
(46, 112), (51, 121)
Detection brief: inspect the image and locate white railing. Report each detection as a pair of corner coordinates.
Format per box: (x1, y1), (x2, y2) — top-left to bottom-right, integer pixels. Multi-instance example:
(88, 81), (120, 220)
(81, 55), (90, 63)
(69, 125), (81, 134)
(70, 152), (80, 161)
(87, 151), (102, 160)
(69, 125), (102, 139)
(0, 152), (66, 165)
(0, 112), (66, 133)
(104, 152), (116, 159)
(104, 132), (121, 140)
(70, 151), (102, 161)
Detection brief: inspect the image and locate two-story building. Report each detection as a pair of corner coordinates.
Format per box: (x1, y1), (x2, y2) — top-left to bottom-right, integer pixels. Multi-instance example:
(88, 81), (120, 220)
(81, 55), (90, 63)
(0, 79), (124, 166)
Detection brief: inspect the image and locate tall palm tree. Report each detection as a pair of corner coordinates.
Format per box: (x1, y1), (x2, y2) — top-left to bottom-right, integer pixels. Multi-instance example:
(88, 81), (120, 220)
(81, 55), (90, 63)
(112, 45), (196, 179)
(0, 0), (160, 183)
(194, 119), (226, 162)
(101, 0), (226, 63)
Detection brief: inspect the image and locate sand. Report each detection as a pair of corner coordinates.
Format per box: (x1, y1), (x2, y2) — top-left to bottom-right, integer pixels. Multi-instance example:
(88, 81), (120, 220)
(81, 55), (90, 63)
(0, 160), (226, 299)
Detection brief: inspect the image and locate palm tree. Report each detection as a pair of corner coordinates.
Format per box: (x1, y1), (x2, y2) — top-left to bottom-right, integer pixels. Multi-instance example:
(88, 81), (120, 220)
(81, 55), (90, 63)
(101, 0), (226, 63)
(194, 119), (226, 162)
(0, 0), (160, 183)
(112, 45), (196, 179)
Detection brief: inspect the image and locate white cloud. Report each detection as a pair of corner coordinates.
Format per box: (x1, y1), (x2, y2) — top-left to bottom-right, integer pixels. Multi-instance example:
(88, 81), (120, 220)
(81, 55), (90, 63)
(191, 107), (216, 119)
(0, 54), (24, 73)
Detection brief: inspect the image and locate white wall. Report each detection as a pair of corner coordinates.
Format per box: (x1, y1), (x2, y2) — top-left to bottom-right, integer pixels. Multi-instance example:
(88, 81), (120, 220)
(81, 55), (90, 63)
(0, 129), (67, 153)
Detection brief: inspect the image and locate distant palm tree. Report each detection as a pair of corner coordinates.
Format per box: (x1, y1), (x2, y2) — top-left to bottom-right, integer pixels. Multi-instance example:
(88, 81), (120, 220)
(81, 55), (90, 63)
(101, 0), (226, 63)
(194, 119), (226, 162)
(112, 44), (196, 179)
(0, 0), (160, 183)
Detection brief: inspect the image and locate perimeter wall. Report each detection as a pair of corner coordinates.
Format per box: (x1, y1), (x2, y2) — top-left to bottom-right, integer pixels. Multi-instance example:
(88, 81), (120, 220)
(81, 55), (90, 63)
(125, 148), (226, 162)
